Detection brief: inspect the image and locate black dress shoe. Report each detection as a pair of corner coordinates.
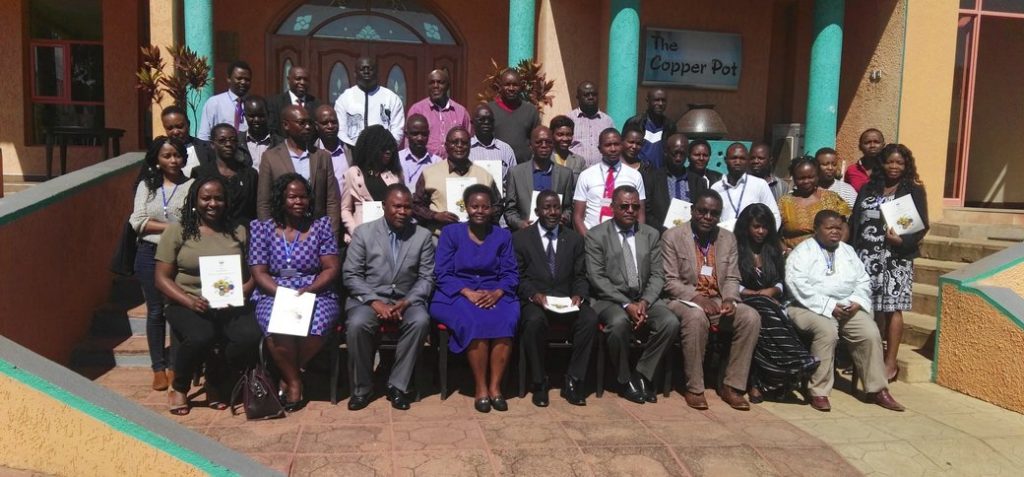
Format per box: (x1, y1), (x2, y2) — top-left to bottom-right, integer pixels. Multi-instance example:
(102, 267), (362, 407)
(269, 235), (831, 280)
(636, 374), (657, 403)
(490, 395), (509, 412)
(474, 397), (492, 413)
(619, 377), (646, 404)
(386, 386), (411, 411)
(531, 382), (550, 407)
(561, 376), (586, 406)
(347, 394), (371, 411)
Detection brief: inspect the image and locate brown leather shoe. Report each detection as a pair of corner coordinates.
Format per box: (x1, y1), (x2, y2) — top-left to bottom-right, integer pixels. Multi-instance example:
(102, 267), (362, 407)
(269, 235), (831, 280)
(683, 391), (709, 410)
(870, 389), (906, 412)
(152, 370), (169, 391)
(719, 386), (751, 411)
(809, 396), (831, 412)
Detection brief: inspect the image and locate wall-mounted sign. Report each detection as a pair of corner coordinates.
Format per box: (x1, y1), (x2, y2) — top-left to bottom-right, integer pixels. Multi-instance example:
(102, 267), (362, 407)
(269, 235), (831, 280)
(642, 28), (742, 90)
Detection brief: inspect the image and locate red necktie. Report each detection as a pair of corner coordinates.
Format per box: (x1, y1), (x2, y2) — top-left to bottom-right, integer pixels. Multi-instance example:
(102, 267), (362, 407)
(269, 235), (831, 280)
(234, 98), (243, 131)
(599, 165), (616, 222)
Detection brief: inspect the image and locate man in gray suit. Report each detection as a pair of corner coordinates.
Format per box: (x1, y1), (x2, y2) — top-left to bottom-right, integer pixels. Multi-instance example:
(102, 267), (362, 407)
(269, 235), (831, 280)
(586, 185), (679, 404)
(342, 183), (435, 411)
(504, 126), (576, 230)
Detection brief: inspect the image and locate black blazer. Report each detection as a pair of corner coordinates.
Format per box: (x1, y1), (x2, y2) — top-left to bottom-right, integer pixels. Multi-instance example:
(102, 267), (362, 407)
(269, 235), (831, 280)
(512, 224), (589, 302)
(267, 91), (320, 135)
(850, 181), (929, 260)
(644, 166), (722, 233)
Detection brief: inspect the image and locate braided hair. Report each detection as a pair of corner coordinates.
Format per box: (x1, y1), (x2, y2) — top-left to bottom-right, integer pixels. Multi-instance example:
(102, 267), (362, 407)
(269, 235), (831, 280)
(269, 173), (314, 226)
(179, 175), (241, 244)
(140, 136), (187, 195)
(353, 124), (401, 176)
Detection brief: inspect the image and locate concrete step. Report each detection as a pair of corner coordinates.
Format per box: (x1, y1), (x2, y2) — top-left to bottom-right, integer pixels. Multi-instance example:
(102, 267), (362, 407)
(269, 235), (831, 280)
(912, 283), (938, 317)
(902, 311), (936, 349)
(915, 258), (965, 287)
(895, 346), (933, 384)
(89, 307), (147, 337)
(70, 335), (165, 368)
(943, 207), (1024, 226)
(930, 221), (1024, 242)
(920, 236), (1011, 263)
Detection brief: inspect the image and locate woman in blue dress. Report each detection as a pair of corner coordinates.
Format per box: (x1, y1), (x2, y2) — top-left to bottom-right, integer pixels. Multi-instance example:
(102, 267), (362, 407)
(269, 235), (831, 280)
(430, 184), (520, 413)
(249, 173), (341, 411)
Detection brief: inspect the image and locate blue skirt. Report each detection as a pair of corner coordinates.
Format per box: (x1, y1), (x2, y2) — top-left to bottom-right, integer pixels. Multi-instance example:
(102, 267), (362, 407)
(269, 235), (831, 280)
(429, 295), (519, 353)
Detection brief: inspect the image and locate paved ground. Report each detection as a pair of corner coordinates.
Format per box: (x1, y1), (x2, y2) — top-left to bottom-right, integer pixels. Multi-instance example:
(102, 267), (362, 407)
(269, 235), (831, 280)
(80, 366), (1024, 477)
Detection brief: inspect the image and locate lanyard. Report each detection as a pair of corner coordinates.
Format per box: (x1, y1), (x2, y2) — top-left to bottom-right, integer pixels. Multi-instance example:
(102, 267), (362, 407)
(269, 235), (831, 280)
(694, 234), (712, 265)
(280, 230), (301, 264)
(160, 183), (180, 219)
(724, 176), (748, 217)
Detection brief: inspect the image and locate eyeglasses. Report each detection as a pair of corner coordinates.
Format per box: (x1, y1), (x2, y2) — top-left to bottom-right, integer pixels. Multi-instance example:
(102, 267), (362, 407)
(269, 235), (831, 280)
(693, 208), (722, 218)
(213, 138), (238, 145)
(616, 204), (641, 211)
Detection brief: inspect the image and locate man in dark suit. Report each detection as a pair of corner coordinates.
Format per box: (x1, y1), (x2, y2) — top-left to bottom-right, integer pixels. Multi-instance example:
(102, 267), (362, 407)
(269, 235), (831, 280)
(513, 191), (597, 407)
(239, 96), (284, 169)
(504, 126), (576, 230)
(267, 66), (319, 135)
(257, 105), (341, 236)
(343, 184), (435, 411)
(586, 185), (679, 404)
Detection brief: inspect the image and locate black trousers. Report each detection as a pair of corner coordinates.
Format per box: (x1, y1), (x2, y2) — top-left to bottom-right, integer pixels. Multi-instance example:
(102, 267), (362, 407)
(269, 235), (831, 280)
(165, 303), (262, 393)
(519, 302), (599, 385)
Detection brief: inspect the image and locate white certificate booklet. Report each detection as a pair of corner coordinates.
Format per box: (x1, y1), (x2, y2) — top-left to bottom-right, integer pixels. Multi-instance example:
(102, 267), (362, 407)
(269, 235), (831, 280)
(718, 218), (737, 233)
(475, 160), (504, 195)
(880, 194), (925, 235)
(445, 177), (478, 222)
(362, 200), (384, 223)
(198, 255), (245, 308)
(544, 296), (579, 314)
(528, 191), (564, 223)
(267, 287), (316, 336)
(663, 199), (692, 229)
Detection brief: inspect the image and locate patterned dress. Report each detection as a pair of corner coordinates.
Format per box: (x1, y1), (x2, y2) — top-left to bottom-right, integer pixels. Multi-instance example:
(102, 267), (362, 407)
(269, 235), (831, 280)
(248, 216), (340, 336)
(853, 193), (914, 312)
(778, 189), (851, 249)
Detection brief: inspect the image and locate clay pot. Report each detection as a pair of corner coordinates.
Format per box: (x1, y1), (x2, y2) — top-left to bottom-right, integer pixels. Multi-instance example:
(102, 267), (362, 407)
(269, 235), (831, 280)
(676, 104), (728, 139)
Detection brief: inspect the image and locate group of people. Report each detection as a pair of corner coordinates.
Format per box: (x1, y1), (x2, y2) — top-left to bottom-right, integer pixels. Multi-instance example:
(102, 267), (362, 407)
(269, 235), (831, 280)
(129, 55), (928, 417)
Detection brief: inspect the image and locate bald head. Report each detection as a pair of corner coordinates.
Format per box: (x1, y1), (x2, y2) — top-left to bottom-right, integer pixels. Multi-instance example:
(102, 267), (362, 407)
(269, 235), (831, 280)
(530, 126), (554, 161)
(243, 96), (269, 137)
(287, 66), (310, 97)
(281, 105), (313, 144)
(576, 81), (599, 114)
(427, 69), (451, 103)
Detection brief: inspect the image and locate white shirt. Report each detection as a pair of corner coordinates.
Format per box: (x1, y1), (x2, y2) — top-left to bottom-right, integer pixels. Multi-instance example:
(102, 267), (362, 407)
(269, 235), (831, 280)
(288, 90), (310, 107)
(334, 85), (405, 146)
(182, 144), (200, 177)
(786, 238), (873, 317)
(197, 90), (246, 140)
(573, 160), (647, 230)
(538, 224), (559, 254)
(711, 173), (782, 228)
(826, 179), (858, 209)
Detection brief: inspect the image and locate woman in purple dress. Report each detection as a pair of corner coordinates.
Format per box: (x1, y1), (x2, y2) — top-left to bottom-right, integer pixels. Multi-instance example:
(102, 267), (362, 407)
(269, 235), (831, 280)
(430, 184), (520, 413)
(249, 173), (341, 411)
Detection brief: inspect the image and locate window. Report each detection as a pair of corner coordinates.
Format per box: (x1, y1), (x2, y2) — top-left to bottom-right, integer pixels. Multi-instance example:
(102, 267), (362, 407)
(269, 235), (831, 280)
(386, 65), (407, 105)
(282, 59), (294, 94)
(329, 62), (351, 104)
(276, 0), (456, 45)
(27, 0), (104, 145)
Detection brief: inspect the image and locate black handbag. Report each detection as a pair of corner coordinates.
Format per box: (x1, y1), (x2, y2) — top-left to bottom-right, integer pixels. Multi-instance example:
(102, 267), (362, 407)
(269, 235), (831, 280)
(230, 343), (285, 420)
(109, 221), (138, 276)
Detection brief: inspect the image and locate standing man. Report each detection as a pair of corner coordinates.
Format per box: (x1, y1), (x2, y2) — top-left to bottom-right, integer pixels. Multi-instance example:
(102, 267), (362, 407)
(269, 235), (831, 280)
(504, 126), (576, 231)
(568, 81), (615, 167)
(643, 133), (693, 230)
(572, 129), (647, 236)
(343, 184), (435, 411)
(550, 115), (587, 179)
(399, 114), (442, 190)
(845, 128), (885, 192)
(711, 143), (781, 227)
(257, 105), (341, 236)
(661, 189), (761, 411)
(267, 66), (319, 135)
(405, 69), (471, 158)
(586, 185), (679, 404)
(160, 105), (213, 177)
(198, 61), (252, 140)
(469, 103), (516, 189)
(513, 191), (597, 406)
(489, 69), (541, 164)
(749, 142), (789, 201)
(624, 88), (676, 169)
(412, 127), (498, 235)
(335, 57), (405, 153)
(239, 96), (284, 170)
(816, 147), (857, 208)
(313, 105), (348, 202)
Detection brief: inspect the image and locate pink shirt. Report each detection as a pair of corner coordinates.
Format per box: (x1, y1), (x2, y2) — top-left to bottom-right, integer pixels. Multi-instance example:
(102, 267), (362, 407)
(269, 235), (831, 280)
(406, 97), (472, 158)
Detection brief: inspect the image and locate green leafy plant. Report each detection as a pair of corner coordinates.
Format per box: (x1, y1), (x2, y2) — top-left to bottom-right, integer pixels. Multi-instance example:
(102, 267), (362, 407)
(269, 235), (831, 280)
(476, 58), (555, 113)
(136, 44), (211, 126)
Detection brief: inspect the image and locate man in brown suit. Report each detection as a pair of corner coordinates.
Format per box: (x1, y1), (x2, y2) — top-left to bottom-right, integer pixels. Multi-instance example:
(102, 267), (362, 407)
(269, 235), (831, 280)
(661, 189), (760, 411)
(257, 105), (341, 236)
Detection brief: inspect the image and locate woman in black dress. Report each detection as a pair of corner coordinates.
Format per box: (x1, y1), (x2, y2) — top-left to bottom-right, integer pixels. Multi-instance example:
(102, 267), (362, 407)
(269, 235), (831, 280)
(734, 204), (818, 402)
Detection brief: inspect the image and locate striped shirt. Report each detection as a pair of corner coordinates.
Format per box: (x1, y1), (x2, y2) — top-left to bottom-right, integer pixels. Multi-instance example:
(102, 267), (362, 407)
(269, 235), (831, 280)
(568, 108), (615, 168)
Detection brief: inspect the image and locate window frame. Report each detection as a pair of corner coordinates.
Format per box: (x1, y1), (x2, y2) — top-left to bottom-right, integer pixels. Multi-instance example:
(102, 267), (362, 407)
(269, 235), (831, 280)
(29, 38), (104, 106)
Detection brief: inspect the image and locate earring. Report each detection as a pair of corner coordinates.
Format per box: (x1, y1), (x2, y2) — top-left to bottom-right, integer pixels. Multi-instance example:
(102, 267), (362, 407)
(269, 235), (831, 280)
(191, 207), (197, 212)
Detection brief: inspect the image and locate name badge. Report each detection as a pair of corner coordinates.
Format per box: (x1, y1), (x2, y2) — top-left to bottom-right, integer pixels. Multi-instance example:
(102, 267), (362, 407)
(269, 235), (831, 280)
(644, 130), (663, 143)
(865, 210), (881, 219)
(700, 265), (714, 277)
(280, 268), (298, 278)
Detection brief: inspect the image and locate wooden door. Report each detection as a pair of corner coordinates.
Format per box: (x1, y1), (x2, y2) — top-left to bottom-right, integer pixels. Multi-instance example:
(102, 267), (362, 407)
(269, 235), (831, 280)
(266, 36), (308, 96)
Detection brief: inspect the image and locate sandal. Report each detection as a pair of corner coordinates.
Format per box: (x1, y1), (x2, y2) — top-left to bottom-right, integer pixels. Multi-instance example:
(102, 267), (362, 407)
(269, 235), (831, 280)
(168, 390), (190, 416)
(206, 388), (229, 411)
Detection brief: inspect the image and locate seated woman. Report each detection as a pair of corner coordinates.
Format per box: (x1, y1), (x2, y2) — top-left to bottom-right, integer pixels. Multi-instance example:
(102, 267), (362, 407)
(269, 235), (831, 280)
(249, 173), (341, 412)
(777, 156), (850, 250)
(129, 136), (194, 391)
(155, 176), (262, 415)
(734, 204), (818, 403)
(341, 125), (403, 242)
(430, 184), (520, 413)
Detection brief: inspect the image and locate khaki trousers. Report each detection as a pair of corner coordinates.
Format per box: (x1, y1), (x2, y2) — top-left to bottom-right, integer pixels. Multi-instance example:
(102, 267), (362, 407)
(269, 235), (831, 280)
(667, 299), (760, 394)
(786, 306), (887, 396)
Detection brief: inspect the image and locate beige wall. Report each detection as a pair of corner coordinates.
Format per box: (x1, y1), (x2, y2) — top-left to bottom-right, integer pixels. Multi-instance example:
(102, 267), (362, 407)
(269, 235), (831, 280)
(147, 0), (180, 139)
(537, 0), (604, 121)
(897, 0), (958, 222)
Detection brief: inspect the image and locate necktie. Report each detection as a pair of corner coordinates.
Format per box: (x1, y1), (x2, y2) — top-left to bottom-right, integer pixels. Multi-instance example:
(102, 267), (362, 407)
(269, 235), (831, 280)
(234, 98), (243, 131)
(603, 165), (616, 199)
(389, 231), (400, 265)
(297, 97), (305, 108)
(621, 229), (640, 293)
(545, 229), (557, 276)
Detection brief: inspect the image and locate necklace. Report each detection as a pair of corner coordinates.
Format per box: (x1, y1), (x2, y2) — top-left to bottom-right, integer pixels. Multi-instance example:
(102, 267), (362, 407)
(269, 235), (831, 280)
(820, 245), (836, 276)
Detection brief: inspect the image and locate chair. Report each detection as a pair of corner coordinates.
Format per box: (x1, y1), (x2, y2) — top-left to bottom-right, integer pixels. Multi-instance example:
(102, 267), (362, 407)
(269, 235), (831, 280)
(329, 321), (433, 405)
(515, 318), (597, 398)
(594, 323), (674, 398)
